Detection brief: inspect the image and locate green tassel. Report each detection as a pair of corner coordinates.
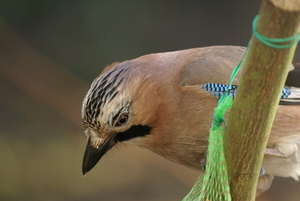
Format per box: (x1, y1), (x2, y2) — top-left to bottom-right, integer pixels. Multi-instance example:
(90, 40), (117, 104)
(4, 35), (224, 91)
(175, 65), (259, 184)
(183, 96), (233, 201)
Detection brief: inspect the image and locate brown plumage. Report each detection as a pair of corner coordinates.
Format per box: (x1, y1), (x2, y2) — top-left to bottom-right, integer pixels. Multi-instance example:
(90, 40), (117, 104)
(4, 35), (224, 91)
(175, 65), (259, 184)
(81, 46), (300, 196)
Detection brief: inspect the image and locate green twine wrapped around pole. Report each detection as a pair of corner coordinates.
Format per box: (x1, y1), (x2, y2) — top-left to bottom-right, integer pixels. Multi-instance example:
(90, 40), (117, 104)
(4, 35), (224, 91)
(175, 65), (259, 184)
(252, 15), (300, 49)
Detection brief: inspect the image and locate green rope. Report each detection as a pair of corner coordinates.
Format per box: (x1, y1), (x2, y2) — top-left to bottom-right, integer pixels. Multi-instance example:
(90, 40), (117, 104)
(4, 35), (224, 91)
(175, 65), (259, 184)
(183, 15), (300, 201)
(253, 15), (300, 49)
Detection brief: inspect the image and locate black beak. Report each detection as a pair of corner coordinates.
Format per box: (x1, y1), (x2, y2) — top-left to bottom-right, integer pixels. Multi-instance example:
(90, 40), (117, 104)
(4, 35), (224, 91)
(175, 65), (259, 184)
(82, 137), (116, 175)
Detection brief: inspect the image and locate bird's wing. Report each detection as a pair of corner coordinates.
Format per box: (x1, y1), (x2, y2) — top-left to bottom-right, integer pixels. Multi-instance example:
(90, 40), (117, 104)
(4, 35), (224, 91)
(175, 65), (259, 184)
(179, 46), (246, 87)
(179, 45), (300, 104)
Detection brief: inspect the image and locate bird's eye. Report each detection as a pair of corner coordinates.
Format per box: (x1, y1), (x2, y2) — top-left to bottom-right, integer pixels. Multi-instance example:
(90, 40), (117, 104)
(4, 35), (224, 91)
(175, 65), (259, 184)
(115, 113), (128, 127)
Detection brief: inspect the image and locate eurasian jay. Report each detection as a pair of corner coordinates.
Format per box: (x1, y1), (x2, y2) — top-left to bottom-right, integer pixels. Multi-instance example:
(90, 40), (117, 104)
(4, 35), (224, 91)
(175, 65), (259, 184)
(81, 46), (300, 196)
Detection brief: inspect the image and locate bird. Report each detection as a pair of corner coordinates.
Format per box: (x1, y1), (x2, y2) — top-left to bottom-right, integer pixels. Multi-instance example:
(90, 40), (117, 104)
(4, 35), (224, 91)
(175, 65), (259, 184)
(81, 45), (300, 196)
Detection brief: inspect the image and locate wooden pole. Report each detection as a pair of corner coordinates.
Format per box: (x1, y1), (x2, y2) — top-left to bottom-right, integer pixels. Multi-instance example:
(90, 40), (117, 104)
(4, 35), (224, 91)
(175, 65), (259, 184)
(224, 0), (300, 200)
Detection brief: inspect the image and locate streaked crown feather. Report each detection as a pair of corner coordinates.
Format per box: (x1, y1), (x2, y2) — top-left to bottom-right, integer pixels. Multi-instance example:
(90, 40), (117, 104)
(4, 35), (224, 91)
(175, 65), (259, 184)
(82, 60), (149, 131)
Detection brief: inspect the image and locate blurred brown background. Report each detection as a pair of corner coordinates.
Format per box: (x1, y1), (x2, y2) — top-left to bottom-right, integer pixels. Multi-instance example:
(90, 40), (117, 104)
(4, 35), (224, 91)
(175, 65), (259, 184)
(1, 1), (300, 201)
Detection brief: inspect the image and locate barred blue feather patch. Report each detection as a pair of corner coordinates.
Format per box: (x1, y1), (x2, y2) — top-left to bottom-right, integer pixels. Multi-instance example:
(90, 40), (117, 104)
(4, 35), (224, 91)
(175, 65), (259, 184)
(200, 83), (291, 99)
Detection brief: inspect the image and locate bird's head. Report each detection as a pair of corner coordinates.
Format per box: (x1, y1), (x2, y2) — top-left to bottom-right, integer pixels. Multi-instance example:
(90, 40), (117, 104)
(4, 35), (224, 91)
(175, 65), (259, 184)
(81, 60), (156, 175)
